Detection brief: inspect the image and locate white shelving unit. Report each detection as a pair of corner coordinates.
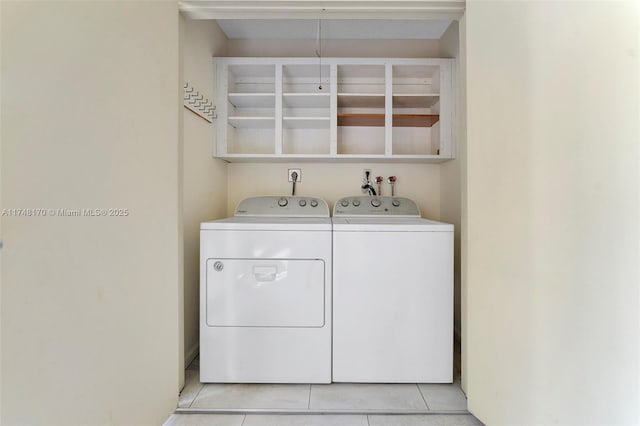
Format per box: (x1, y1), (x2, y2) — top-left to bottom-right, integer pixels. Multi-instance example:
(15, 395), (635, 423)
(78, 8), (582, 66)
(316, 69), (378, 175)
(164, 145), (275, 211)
(215, 58), (454, 162)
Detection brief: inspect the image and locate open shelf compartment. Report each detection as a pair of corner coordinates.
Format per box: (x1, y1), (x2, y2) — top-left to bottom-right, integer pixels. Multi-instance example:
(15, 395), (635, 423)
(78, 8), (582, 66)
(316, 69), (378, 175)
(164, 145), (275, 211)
(390, 63), (443, 156)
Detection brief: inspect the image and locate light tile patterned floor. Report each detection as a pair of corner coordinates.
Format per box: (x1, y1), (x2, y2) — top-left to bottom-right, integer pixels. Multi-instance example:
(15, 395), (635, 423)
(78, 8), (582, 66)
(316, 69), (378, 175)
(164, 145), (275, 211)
(368, 414), (484, 426)
(179, 370), (203, 408)
(164, 413), (244, 426)
(417, 384), (467, 412)
(309, 384), (427, 411)
(164, 414), (483, 426)
(169, 356), (482, 425)
(190, 384), (311, 409)
(243, 414), (369, 426)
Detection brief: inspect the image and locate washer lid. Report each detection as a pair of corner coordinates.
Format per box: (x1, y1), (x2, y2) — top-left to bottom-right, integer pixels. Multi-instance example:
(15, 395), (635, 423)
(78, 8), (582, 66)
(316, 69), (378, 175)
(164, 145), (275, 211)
(201, 216), (332, 231)
(332, 217), (453, 232)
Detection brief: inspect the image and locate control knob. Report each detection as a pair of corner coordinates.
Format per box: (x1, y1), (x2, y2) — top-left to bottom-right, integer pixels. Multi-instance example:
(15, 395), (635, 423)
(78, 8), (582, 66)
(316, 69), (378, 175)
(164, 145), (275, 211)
(278, 197), (288, 207)
(310, 199), (318, 207)
(340, 200), (349, 207)
(299, 199), (307, 207)
(392, 199), (401, 207)
(352, 199), (361, 207)
(371, 198), (382, 207)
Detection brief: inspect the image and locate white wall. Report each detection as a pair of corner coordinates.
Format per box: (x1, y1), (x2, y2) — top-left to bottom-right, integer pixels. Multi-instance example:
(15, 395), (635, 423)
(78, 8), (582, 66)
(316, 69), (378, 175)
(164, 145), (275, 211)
(228, 39), (441, 58)
(465, 2), (639, 425)
(0, 2), (181, 425)
(181, 17), (229, 369)
(227, 163), (441, 219)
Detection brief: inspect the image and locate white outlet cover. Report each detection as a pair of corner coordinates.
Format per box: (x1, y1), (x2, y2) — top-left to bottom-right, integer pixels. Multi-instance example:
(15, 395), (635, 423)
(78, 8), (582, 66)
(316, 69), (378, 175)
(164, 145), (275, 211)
(288, 169), (302, 182)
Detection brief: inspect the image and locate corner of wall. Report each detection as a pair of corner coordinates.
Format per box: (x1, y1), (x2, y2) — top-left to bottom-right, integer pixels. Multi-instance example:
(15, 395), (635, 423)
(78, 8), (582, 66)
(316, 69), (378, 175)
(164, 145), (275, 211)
(182, 16), (229, 371)
(437, 16), (464, 386)
(178, 11), (186, 391)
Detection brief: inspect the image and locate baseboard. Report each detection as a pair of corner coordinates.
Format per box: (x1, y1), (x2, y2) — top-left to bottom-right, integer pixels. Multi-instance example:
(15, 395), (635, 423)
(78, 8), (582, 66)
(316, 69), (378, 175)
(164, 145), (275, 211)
(185, 342), (199, 369)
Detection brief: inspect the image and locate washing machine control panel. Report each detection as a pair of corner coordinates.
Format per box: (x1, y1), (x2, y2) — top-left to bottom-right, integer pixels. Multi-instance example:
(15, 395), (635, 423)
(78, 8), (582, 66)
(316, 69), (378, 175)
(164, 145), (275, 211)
(333, 196), (421, 217)
(235, 196), (329, 217)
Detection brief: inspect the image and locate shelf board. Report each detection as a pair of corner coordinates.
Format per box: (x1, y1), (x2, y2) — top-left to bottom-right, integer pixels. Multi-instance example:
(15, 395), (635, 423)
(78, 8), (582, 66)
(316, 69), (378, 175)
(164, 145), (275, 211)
(228, 93), (275, 108)
(283, 93), (330, 108)
(283, 117), (330, 129)
(338, 93), (385, 108)
(337, 113), (439, 127)
(228, 116), (275, 129)
(393, 94), (440, 108)
(217, 154), (450, 163)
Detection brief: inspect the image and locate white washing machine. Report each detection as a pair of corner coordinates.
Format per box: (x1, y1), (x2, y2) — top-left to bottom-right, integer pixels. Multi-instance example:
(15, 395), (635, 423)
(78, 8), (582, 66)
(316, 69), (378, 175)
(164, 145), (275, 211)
(200, 196), (332, 383)
(332, 196), (453, 383)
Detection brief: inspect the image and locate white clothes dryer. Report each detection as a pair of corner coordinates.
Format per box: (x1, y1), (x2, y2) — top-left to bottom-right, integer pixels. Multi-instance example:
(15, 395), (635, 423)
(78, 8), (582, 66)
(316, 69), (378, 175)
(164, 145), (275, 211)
(200, 196), (331, 383)
(332, 196), (453, 383)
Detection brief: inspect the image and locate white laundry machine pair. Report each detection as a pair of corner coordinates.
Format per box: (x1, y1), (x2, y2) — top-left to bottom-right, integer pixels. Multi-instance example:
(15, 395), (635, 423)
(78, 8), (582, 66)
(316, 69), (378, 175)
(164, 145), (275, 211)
(200, 194), (453, 384)
(200, 196), (332, 383)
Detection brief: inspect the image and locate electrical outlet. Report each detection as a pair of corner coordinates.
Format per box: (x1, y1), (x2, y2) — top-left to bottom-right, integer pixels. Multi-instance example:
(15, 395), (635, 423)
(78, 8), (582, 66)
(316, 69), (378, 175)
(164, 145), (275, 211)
(288, 168), (301, 182)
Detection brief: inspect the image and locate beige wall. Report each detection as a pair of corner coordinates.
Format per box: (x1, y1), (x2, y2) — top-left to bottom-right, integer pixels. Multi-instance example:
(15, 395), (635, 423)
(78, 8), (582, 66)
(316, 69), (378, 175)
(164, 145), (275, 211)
(1, 2), (181, 425)
(465, 2), (639, 425)
(227, 163), (441, 219)
(181, 17), (229, 369)
(438, 21), (463, 347)
(457, 14), (469, 394)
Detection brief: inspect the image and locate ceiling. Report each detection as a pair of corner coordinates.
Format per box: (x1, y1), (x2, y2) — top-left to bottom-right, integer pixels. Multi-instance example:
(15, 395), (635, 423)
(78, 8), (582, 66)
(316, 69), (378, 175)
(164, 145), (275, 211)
(216, 19), (452, 40)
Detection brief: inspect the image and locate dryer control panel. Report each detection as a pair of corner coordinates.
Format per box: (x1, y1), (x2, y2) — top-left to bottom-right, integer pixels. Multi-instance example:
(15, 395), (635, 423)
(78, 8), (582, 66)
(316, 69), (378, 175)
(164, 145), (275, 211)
(333, 196), (421, 217)
(235, 196), (329, 217)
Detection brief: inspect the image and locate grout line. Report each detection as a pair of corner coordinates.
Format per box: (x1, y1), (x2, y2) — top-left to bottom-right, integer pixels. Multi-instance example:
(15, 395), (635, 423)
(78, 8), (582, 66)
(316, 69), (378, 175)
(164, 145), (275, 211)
(307, 384), (312, 410)
(240, 414), (247, 426)
(417, 384), (431, 411)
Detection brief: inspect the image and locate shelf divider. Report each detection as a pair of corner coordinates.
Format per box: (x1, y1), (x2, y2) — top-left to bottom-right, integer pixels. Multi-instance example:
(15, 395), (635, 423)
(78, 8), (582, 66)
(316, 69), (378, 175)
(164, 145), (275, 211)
(385, 63), (393, 156)
(330, 64), (338, 156)
(275, 64), (283, 155)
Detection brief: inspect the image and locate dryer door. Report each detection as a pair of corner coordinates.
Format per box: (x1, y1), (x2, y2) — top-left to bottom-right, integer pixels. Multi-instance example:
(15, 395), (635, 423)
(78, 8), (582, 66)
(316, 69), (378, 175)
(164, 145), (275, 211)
(205, 258), (325, 328)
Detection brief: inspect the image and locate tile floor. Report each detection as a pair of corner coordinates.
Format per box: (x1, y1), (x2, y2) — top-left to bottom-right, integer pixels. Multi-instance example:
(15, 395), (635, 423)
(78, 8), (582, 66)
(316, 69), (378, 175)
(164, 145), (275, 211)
(163, 414), (484, 426)
(164, 357), (483, 425)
